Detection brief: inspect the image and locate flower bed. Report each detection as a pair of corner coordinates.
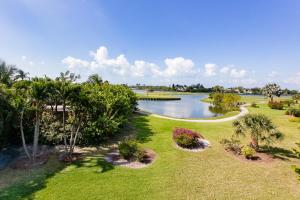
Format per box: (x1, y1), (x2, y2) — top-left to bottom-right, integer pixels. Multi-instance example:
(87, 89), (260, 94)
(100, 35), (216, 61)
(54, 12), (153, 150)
(173, 128), (210, 151)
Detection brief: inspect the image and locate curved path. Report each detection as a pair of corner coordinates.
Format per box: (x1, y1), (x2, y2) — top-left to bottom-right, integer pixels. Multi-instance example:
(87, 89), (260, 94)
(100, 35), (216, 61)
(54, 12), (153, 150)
(138, 105), (249, 123)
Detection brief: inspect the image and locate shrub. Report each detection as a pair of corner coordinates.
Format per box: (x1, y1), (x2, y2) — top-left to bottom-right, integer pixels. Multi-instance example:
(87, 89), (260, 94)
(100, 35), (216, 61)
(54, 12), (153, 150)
(220, 138), (242, 155)
(119, 139), (138, 160)
(286, 108), (300, 117)
(282, 99), (294, 107)
(173, 128), (203, 148)
(210, 93), (241, 113)
(268, 101), (284, 110)
(135, 149), (147, 162)
(251, 102), (258, 108)
(241, 146), (256, 159)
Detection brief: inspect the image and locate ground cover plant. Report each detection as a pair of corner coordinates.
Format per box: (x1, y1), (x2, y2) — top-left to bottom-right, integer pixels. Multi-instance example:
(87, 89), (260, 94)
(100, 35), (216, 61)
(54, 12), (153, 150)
(268, 101), (284, 110)
(173, 127), (203, 148)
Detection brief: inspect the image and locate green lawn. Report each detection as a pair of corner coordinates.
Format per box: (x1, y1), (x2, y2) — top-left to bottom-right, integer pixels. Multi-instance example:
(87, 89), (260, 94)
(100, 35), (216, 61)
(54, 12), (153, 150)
(1, 103), (300, 199)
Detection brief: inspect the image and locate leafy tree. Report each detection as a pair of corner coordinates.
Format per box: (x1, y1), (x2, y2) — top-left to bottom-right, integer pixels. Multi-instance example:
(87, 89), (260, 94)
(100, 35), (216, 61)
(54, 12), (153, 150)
(210, 93), (241, 113)
(12, 80), (32, 159)
(15, 69), (30, 81)
(292, 94), (300, 103)
(233, 113), (283, 151)
(262, 83), (282, 102)
(0, 84), (17, 149)
(0, 61), (17, 86)
(55, 71), (80, 151)
(87, 73), (102, 85)
(30, 79), (49, 160)
(212, 85), (225, 93)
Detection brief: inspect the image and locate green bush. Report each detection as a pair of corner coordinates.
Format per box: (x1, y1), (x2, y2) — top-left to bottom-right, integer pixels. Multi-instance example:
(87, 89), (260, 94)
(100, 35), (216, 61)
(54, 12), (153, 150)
(286, 108), (300, 117)
(173, 128), (201, 148)
(135, 149), (147, 162)
(268, 101), (284, 110)
(175, 134), (198, 148)
(210, 92), (241, 113)
(241, 146), (256, 159)
(282, 99), (294, 107)
(220, 138), (242, 155)
(119, 139), (138, 160)
(251, 102), (258, 108)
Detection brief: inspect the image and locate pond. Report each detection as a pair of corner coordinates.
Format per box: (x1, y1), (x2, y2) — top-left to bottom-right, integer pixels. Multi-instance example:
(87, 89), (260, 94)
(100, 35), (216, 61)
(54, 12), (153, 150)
(137, 93), (223, 119)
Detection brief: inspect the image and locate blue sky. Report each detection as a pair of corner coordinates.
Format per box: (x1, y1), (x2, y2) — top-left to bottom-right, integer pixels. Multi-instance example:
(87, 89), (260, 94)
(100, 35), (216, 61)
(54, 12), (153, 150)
(1, 0), (300, 89)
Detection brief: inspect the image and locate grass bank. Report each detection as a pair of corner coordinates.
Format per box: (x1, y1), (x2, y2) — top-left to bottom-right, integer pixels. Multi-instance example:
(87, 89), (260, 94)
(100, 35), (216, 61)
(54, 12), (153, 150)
(137, 93), (181, 100)
(1, 103), (300, 199)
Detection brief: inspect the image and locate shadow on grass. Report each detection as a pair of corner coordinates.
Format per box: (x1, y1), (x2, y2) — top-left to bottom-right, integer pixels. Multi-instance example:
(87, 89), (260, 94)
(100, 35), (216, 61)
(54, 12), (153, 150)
(260, 145), (299, 160)
(99, 114), (153, 147)
(71, 155), (114, 173)
(0, 155), (115, 200)
(132, 114), (154, 143)
(0, 155), (66, 200)
(0, 115), (153, 199)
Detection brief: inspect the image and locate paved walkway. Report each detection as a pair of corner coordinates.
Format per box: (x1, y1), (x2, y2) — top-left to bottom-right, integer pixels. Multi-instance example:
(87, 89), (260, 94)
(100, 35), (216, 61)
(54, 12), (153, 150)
(138, 105), (249, 123)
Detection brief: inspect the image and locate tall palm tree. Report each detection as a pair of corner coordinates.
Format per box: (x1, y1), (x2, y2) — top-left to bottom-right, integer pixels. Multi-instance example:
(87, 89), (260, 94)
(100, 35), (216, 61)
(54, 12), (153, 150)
(87, 73), (103, 85)
(15, 69), (30, 80)
(0, 61), (17, 86)
(55, 71), (80, 151)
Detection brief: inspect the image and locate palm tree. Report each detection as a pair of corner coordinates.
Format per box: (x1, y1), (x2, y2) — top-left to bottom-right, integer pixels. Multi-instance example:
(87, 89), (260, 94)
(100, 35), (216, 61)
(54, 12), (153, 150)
(0, 61), (17, 86)
(87, 73), (102, 85)
(15, 69), (30, 80)
(233, 113), (283, 151)
(55, 71), (80, 151)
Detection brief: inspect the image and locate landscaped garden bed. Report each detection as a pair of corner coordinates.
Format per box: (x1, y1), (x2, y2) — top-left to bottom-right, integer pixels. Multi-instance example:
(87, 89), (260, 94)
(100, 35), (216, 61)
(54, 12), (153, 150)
(172, 128), (210, 152)
(105, 139), (156, 168)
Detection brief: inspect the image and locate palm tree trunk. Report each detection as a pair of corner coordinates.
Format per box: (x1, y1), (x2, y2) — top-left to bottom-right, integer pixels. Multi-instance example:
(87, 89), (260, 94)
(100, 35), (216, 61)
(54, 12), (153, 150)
(70, 118), (81, 154)
(32, 110), (40, 161)
(20, 111), (31, 160)
(251, 136), (259, 151)
(63, 101), (67, 151)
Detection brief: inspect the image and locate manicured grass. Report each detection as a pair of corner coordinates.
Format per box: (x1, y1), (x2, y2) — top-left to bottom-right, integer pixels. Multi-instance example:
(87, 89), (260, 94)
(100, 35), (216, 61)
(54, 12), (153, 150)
(137, 93), (181, 100)
(1, 103), (300, 199)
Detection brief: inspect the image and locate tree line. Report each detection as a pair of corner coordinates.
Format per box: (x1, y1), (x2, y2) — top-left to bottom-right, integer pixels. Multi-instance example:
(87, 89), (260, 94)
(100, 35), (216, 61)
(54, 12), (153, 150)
(132, 83), (299, 95)
(0, 60), (137, 161)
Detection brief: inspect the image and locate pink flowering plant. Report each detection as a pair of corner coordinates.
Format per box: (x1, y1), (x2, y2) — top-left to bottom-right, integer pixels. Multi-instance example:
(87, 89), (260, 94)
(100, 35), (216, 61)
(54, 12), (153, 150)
(173, 128), (204, 148)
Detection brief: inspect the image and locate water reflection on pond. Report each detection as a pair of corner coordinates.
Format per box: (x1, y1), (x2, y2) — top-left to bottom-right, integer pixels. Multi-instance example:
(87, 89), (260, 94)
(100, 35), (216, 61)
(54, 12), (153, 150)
(137, 94), (223, 119)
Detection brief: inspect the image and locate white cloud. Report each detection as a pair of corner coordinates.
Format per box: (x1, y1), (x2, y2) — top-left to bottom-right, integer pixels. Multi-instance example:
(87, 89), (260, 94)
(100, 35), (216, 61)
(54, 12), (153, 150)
(268, 70), (278, 77)
(285, 72), (300, 85)
(60, 46), (258, 86)
(21, 56), (27, 61)
(163, 57), (196, 77)
(21, 55), (35, 66)
(230, 68), (247, 78)
(62, 56), (89, 69)
(220, 67), (230, 74)
(228, 78), (257, 85)
(219, 65), (247, 78)
(204, 63), (217, 76)
(62, 46), (198, 81)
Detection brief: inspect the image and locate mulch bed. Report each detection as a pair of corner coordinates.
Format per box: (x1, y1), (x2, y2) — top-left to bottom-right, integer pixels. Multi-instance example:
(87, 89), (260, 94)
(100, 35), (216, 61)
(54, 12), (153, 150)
(105, 148), (156, 169)
(174, 138), (211, 152)
(58, 152), (84, 163)
(10, 154), (49, 169)
(225, 150), (275, 164)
